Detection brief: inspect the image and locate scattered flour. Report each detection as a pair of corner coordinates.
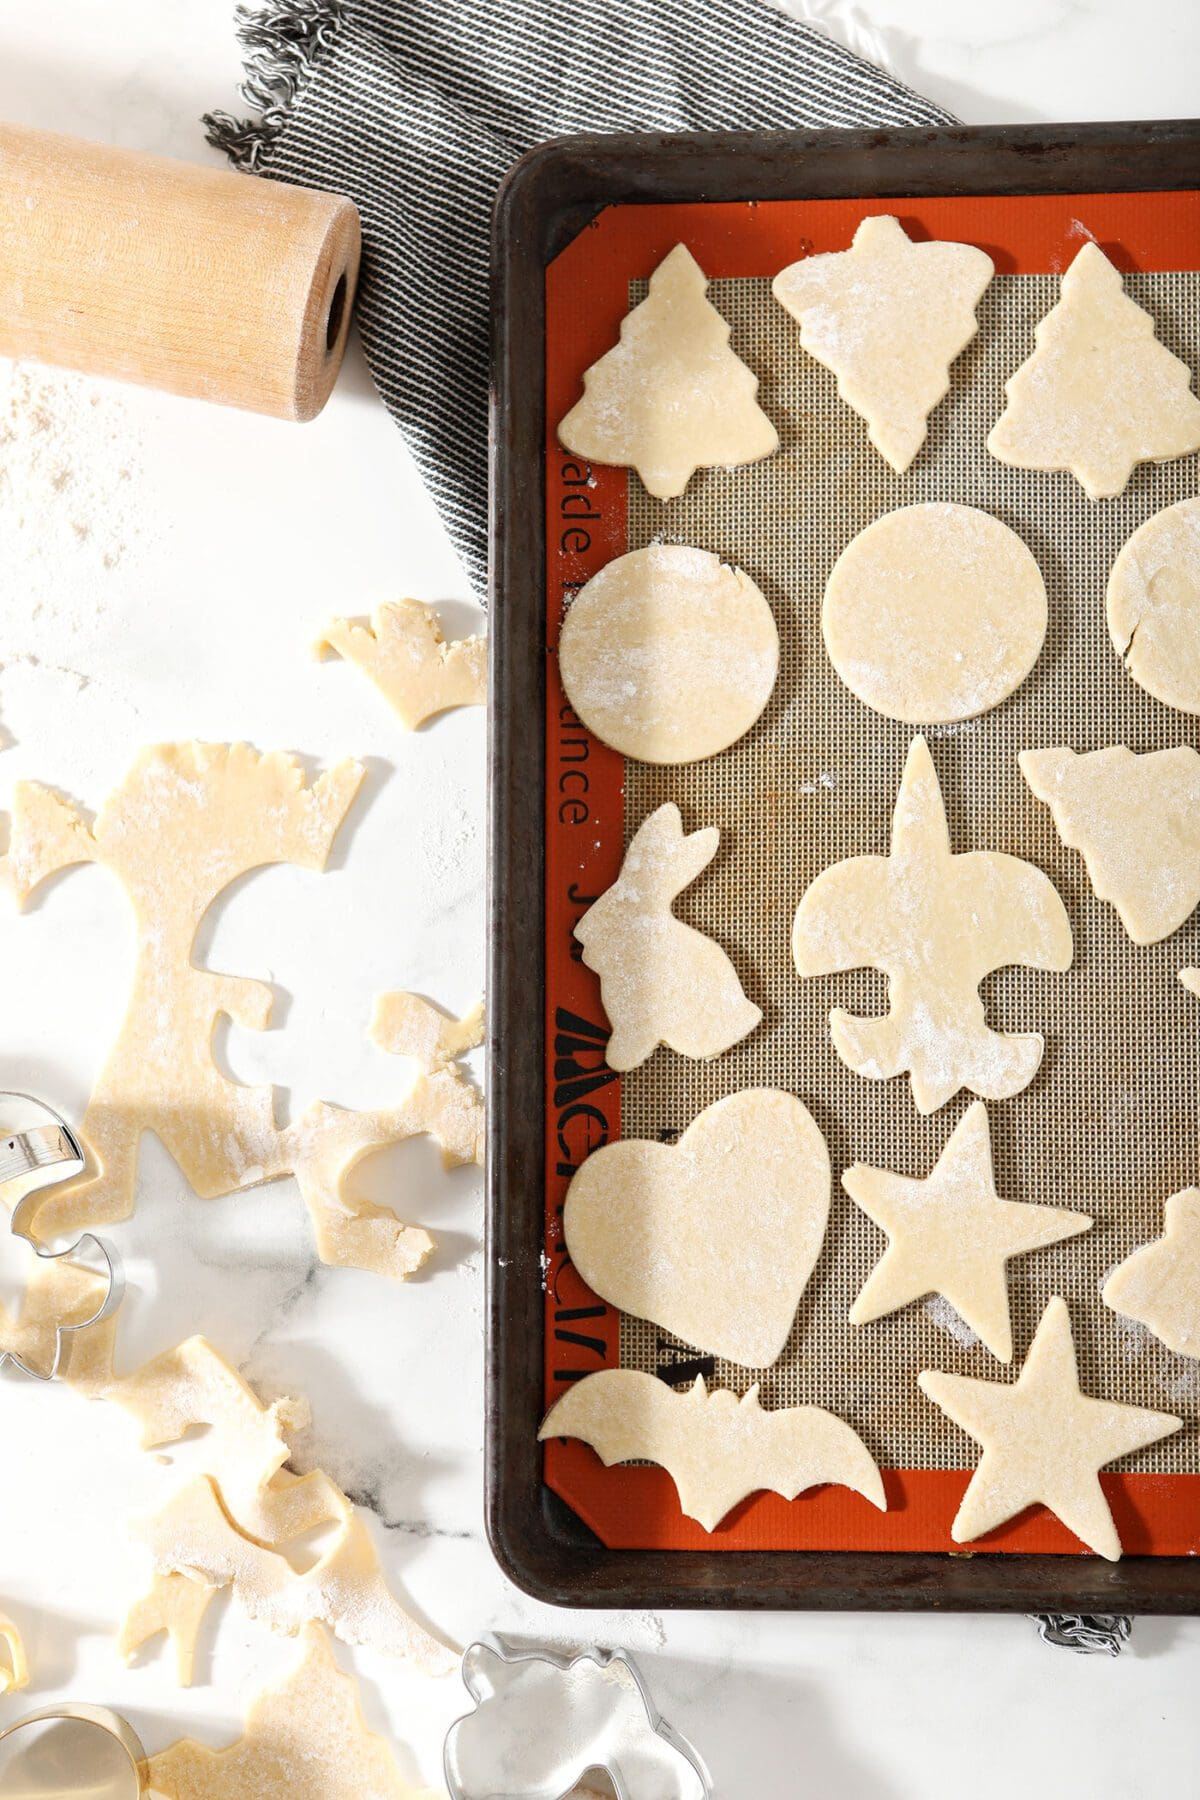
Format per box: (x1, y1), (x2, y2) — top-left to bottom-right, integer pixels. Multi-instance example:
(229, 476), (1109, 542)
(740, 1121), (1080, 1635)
(923, 1293), (981, 1350)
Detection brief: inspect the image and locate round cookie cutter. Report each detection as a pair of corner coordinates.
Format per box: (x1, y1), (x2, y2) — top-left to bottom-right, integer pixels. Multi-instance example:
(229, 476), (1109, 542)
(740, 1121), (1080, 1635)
(0, 1704), (148, 1798)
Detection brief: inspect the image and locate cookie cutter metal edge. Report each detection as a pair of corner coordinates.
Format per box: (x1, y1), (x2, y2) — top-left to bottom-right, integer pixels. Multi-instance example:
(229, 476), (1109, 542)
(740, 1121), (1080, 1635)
(442, 1635), (712, 1800)
(0, 1093), (122, 1382)
(0, 1702), (148, 1797)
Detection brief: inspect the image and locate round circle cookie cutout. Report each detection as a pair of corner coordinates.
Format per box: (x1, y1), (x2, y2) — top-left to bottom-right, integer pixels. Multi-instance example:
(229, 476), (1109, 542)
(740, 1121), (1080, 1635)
(558, 544), (780, 763)
(822, 503), (1047, 724)
(1107, 498), (1200, 716)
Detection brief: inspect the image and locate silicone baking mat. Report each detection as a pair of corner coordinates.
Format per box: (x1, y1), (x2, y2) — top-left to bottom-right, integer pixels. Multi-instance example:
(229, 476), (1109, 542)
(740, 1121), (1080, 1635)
(542, 190), (1200, 1555)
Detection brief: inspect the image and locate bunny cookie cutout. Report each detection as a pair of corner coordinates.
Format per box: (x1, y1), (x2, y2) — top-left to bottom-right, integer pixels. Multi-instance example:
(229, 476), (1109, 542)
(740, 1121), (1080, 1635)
(576, 803), (760, 1072)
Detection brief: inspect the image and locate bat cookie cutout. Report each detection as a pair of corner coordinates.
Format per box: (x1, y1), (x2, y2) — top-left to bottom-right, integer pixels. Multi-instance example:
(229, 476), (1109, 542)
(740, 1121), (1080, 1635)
(564, 1089), (831, 1366)
(576, 802), (761, 1071)
(540, 1372), (886, 1531)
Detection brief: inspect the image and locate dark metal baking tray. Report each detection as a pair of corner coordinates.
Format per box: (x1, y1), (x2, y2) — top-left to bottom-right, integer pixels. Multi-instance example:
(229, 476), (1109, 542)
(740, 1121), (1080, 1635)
(487, 118), (1200, 1611)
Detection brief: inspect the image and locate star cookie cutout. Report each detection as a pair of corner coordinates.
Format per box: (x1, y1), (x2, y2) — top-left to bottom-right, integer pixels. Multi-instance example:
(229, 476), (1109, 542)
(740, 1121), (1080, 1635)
(844, 1102), (1092, 1361)
(918, 1296), (1181, 1559)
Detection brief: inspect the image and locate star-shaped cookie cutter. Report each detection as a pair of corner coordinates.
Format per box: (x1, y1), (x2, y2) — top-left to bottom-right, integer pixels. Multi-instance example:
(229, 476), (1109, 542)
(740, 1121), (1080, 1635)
(443, 1637), (711, 1800)
(0, 1093), (122, 1382)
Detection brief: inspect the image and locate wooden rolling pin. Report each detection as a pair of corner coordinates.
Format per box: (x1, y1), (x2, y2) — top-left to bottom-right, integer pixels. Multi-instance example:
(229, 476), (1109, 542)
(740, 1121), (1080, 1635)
(0, 121), (361, 422)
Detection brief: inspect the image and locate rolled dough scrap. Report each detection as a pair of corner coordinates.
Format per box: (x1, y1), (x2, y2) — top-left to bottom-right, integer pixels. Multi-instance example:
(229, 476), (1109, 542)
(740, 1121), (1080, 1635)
(1107, 498), (1200, 714)
(120, 1572), (214, 1687)
(1103, 1188), (1200, 1359)
(136, 1473), (455, 1677)
(564, 1088), (830, 1367)
(1019, 743), (1200, 945)
(772, 213), (994, 473)
(558, 544), (779, 764)
(148, 1622), (438, 1800)
(987, 241), (1200, 499)
(822, 503), (1047, 724)
(557, 242), (778, 499)
(539, 1371), (885, 1531)
(919, 1297), (1181, 1559)
(314, 598), (486, 728)
(576, 802), (761, 1070)
(1182, 969), (1200, 999)
(844, 1101), (1091, 1362)
(0, 1612), (28, 1694)
(793, 735), (1072, 1113)
(0, 755), (481, 1279)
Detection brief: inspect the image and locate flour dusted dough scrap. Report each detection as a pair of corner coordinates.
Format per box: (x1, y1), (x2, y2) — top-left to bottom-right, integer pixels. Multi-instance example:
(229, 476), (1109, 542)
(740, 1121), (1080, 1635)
(558, 242), (778, 499)
(1103, 1188), (1200, 1360)
(0, 1612), (28, 1694)
(844, 1102), (1091, 1363)
(1107, 498), (1200, 715)
(918, 1297), (1181, 1559)
(564, 1089), (830, 1367)
(1019, 743), (1200, 945)
(558, 544), (779, 764)
(0, 751), (482, 1280)
(315, 598), (486, 729)
(540, 1371), (884, 1531)
(576, 802), (760, 1070)
(793, 735), (1073, 1113)
(148, 1623), (439, 1800)
(822, 503), (1047, 724)
(772, 214), (994, 473)
(988, 241), (1200, 499)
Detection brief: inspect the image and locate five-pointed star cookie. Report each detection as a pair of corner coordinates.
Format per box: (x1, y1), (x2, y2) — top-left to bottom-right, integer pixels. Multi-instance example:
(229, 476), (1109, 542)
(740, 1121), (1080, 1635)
(844, 1102), (1092, 1362)
(918, 1296), (1181, 1559)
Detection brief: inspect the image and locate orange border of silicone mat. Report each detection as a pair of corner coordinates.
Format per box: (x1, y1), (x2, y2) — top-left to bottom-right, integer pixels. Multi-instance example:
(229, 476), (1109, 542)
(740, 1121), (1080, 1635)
(543, 189), (1200, 1556)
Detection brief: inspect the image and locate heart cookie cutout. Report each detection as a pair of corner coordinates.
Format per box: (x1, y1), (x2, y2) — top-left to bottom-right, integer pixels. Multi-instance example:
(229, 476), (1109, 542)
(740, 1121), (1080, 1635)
(564, 1088), (831, 1367)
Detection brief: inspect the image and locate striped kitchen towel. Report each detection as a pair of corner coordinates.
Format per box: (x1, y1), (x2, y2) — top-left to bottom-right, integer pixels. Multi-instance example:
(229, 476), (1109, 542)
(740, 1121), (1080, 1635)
(205, 0), (954, 598)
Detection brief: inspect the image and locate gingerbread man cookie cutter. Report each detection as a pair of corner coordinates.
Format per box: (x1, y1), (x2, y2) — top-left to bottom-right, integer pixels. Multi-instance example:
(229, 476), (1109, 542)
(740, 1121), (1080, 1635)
(0, 1093), (121, 1381)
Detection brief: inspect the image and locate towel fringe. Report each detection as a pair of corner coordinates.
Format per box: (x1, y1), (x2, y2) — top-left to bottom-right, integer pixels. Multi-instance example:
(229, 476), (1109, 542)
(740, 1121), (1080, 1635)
(202, 0), (345, 171)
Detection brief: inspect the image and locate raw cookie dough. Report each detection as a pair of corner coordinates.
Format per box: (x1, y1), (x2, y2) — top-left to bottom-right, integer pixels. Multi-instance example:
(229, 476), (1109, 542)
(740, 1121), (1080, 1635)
(772, 213), (994, 473)
(564, 1089), (830, 1367)
(0, 752), (483, 1279)
(988, 241), (1200, 499)
(315, 598), (486, 728)
(0, 1612), (28, 1694)
(822, 503), (1047, 724)
(148, 1623), (438, 1800)
(793, 735), (1072, 1113)
(1019, 743), (1200, 944)
(539, 1371), (885, 1531)
(1106, 498), (1200, 714)
(918, 1296), (1181, 1560)
(134, 1472), (456, 1677)
(558, 544), (779, 763)
(558, 242), (778, 499)
(844, 1102), (1092, 1362)
(576, 802), (761, 1070)
(1103, 1188), (1200, 1359)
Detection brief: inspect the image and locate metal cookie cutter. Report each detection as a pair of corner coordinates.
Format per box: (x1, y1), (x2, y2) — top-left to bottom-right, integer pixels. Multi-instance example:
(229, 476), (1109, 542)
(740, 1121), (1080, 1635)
(0, 1704), (147, 1798)
(443, 1638), (711, 1800)
(0, 1093), (120, 1381)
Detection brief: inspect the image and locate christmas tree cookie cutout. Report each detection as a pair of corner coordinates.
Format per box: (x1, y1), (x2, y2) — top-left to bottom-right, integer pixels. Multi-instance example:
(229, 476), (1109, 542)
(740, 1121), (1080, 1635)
(919, 1297), (1181, 1559)
(1020, 743), (1200, 944)
(1104, 1188), (1200, 1359)
(772, 214), (993, 473)
(988, 241), (1200, 499)
(844, 1102), (1091, 1362)
(558, 243), (778, 498)
(576, 802), (761, 1071)
(793, 736), (1073, 1113)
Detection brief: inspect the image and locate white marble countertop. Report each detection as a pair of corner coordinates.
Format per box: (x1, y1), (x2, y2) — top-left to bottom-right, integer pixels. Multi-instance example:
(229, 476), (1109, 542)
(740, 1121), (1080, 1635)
(0, 2), (1198, 1795)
